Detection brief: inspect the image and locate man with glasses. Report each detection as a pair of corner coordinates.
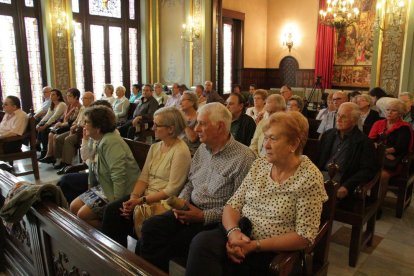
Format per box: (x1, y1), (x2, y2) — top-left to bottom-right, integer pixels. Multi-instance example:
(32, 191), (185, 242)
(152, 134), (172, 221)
(34, 86), (52, 122)
(317, 91), (348, 136)
(317, 102), (377, 199)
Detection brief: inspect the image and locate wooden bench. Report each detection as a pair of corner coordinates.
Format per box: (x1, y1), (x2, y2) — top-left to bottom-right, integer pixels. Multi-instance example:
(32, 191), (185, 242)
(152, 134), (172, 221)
(0, 169), (166, 276)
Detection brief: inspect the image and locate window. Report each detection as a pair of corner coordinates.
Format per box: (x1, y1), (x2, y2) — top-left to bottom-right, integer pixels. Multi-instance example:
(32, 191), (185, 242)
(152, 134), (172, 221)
(72, 0), (140, 98)
(0, 0), (46, 111)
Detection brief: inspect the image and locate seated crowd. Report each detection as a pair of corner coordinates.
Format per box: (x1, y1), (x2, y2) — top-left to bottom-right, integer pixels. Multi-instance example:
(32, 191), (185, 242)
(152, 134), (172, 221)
(1, 81), (413, 275)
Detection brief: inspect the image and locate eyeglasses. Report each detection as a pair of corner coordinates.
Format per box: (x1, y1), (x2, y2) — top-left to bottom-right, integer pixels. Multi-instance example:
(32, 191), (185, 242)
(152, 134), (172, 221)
(332, 97), (344, 101)
(152, 123), (169, 129)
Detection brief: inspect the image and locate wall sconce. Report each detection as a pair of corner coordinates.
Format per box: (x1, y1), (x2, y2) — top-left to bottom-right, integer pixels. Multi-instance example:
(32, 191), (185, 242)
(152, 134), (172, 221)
(181, 16), (200, 43)
(283, 31), (294, 53)
(374, 0), (406, 32)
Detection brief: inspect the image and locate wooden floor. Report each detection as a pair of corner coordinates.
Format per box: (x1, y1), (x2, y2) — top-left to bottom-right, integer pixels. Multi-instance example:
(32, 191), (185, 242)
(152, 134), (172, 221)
(13, 156), (414, 276)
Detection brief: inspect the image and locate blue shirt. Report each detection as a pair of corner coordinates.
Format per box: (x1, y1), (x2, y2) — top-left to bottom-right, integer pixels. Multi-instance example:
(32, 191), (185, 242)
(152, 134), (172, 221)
(129, 92), (142, 103)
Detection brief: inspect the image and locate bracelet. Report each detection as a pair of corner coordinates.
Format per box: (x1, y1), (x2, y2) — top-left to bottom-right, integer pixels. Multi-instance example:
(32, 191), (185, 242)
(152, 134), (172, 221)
(226, 227), (241, 237)
(255, 240), (261, 253)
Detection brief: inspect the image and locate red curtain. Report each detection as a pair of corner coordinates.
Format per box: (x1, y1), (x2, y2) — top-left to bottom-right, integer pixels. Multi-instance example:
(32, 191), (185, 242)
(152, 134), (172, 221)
(315, 0), (335, 89)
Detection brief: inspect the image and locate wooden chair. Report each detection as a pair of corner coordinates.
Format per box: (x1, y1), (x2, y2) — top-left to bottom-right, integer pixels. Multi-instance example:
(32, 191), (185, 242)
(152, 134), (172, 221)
(123, 138), (151, 170)
(385, 153), (414, 218)
(269, 164), (339, 276)
(333, 144), (385, 267)
(0, 115), (39, 180)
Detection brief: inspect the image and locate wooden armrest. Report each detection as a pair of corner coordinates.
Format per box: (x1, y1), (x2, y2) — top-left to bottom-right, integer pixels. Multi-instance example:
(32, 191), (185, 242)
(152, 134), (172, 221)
(354, 174), (379, 199)
(269, 251), (300, 276)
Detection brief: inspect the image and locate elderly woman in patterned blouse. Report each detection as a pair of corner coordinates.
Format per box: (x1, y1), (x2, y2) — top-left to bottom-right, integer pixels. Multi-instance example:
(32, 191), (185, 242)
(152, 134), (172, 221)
(185, 111), (328, 275)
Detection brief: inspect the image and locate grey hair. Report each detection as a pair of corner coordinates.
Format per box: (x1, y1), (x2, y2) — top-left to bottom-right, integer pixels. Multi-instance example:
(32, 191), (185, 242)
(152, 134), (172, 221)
(154, 82), (163, 88)
(154, 107), (187, 138)
(288, 95), (304, 111)
(204, 80), (213, 86)
(197, 102), (232, 133)
(340, 102), (361, 122)
(116, 85), (126, 94)
(386, 98), (406, 116)
(399, 92), (413, 101)
(356, 93), (372, 107)
(183, 91), (199, 110)
(104, 84), (114, 93)
(267, 94), (287, 111)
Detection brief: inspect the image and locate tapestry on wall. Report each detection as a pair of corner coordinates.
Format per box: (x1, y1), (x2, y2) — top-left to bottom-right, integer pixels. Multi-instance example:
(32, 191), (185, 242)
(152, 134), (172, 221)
(332, 0), (376, 88)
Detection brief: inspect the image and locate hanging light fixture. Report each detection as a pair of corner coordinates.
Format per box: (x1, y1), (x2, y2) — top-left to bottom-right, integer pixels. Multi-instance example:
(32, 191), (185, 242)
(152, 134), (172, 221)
(319, 0), (360, 30)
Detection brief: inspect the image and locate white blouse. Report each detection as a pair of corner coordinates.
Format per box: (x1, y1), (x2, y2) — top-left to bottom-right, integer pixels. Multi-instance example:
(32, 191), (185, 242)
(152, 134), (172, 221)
(227, 156), (327, 243)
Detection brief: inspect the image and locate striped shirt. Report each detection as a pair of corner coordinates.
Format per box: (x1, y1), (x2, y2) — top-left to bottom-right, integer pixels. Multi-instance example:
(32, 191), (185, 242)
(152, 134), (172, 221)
(179, 136), (256, 225)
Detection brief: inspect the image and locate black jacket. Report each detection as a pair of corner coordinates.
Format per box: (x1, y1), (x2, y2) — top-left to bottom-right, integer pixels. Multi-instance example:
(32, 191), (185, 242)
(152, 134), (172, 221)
(233, 113), (256, 146)
(363, 109), (380, 135)
(317, 127), (379, 195)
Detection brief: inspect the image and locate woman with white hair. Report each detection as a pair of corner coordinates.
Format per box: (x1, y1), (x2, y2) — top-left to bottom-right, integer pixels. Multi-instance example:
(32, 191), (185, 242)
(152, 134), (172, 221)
(369, 99), (413, 204)
(356, 93), (380, 135)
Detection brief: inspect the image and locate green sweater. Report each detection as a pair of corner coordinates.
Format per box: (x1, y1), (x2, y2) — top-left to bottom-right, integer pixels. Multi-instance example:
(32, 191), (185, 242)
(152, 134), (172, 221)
(89, 132), (140, 202)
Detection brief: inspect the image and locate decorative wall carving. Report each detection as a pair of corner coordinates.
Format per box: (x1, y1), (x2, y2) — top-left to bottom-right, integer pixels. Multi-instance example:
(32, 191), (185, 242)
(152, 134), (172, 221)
(51, 0), (71, 91)
(53, 251), (90, 276)
(380, 23), (406, 96)
(161, 0), (184, 8)
(12, 220), (31, 254)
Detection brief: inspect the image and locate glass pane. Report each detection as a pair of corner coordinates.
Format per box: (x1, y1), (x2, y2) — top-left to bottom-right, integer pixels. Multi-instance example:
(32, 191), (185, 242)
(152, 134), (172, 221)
(0, 16), (20, 99)
(109, 26), (122, 87)
(129, 28), (138, 86)
(129, 0), (135, 19)
(72, 0), (79, 13)
(73, 22), (85, 93)
(89, 0), (121, 18)
(25, 0), (34, 7)
(25, 17), (43, 111)
(223, 23), (232, 94)
(0, 0), (12, 4)
(90, 24), (105, 99)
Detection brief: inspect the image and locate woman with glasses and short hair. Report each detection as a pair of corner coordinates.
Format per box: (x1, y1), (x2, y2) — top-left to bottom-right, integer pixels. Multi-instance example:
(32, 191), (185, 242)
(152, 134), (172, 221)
(101, 107), (192, 247)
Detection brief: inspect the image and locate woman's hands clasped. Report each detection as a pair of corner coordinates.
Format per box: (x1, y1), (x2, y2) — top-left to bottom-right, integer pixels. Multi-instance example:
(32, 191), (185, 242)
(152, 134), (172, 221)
(119, 198), (141, 218)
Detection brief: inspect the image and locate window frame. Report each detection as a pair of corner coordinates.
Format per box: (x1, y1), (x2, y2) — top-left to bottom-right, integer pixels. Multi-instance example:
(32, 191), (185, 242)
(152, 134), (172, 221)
(0, 0), (47, 112)
(72, 0), (141, 97)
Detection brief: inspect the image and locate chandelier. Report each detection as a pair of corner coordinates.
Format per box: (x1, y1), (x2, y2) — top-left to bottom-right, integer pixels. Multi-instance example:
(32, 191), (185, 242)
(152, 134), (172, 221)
(319, 0), (360, 29)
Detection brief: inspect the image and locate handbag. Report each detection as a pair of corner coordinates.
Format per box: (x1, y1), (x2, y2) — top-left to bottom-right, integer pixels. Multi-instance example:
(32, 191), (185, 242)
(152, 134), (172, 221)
(133, 196), (188, 238)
